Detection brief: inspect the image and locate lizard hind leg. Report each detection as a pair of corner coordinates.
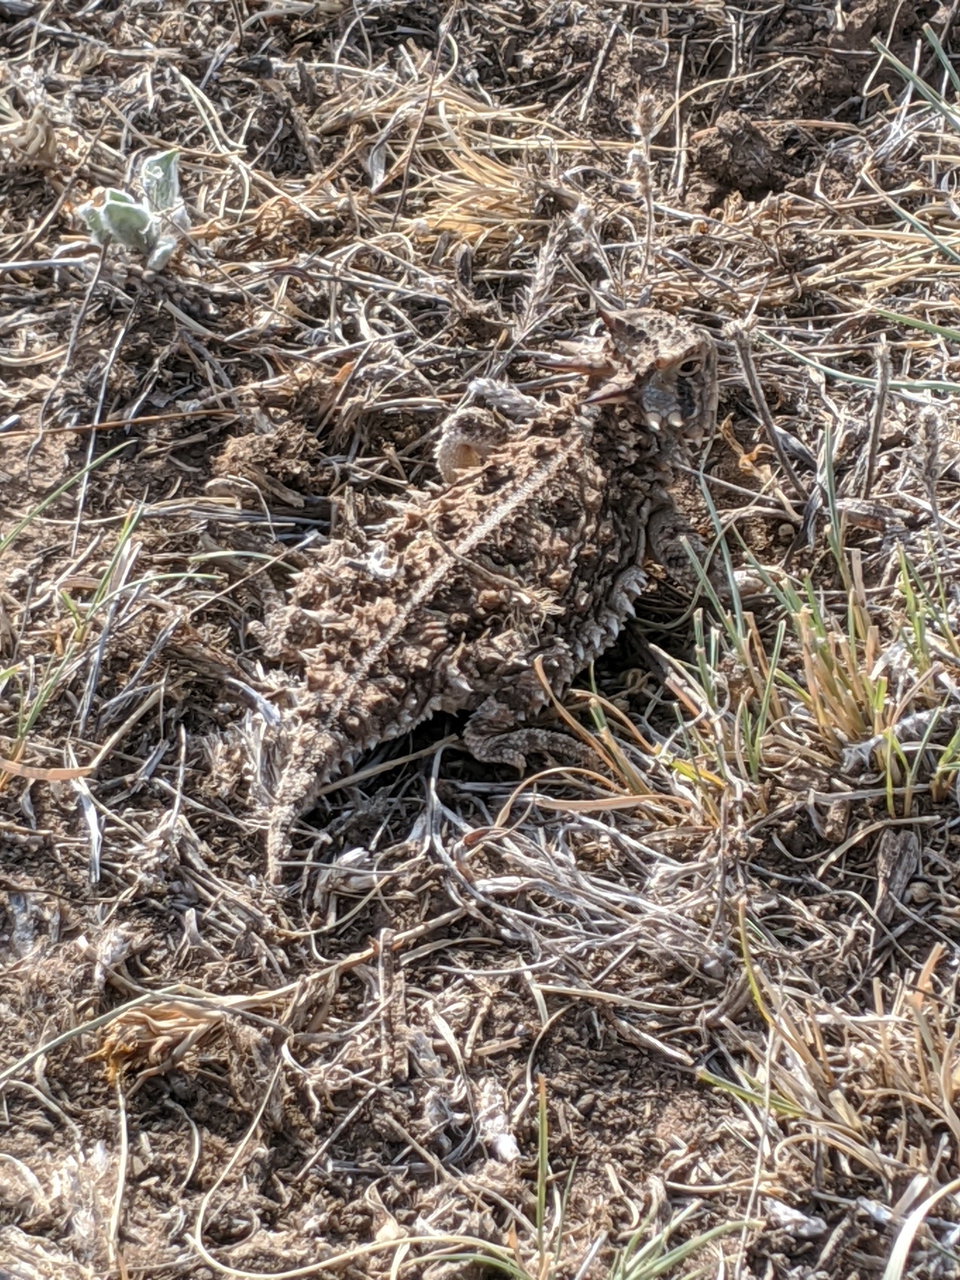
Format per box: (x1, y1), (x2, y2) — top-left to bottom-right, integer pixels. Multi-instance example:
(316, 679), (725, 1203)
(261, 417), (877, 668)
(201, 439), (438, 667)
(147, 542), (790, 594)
(463, 693), (601, 775)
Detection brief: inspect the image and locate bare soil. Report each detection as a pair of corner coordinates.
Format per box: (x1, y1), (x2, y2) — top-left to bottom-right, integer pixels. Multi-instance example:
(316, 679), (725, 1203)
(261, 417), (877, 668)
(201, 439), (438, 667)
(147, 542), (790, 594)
(2, 2), (960, 1278)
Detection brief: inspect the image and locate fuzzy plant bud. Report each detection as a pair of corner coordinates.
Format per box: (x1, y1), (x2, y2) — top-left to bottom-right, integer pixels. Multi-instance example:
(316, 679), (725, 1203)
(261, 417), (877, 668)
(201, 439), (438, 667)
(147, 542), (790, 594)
(75, 149), (189, 271)
(140, 148), (181, 212)
(76, 187), (155, 257)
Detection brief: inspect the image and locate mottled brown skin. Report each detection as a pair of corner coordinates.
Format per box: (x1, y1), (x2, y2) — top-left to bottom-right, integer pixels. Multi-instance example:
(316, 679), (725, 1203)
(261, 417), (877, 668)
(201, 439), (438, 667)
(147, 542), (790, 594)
(258, 309), (717, 876)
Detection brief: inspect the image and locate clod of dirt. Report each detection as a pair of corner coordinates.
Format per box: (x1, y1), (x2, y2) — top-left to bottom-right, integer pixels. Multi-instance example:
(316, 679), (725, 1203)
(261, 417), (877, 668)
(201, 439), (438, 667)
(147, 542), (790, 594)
(688, 112), (803, 209)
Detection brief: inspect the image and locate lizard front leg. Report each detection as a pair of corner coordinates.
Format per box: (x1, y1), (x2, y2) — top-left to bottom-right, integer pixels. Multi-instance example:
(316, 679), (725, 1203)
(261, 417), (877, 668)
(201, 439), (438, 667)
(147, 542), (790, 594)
(647, 503), (722, 597)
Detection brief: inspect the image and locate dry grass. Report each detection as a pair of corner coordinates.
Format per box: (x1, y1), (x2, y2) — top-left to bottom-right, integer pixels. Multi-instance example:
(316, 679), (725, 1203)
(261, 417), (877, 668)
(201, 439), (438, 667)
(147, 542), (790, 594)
(2, 2), (960, 1278)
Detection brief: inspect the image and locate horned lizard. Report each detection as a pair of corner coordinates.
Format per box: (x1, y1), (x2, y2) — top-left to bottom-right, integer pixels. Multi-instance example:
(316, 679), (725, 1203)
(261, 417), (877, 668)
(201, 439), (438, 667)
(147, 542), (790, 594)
(255, 306), (717, 878)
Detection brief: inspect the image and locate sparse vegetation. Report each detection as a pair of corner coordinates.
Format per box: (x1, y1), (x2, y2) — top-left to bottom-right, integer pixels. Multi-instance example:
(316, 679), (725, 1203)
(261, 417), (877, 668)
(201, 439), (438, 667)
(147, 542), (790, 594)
(2, 3), (960, 1278)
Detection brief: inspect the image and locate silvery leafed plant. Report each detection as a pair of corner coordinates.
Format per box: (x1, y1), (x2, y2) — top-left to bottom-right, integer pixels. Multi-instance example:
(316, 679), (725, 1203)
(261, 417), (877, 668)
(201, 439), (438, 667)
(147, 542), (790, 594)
(76, 149), (189, 271)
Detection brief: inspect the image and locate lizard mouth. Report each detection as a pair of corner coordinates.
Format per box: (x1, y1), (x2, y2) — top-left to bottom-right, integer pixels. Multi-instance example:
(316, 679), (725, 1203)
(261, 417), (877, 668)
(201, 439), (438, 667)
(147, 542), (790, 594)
(586, 346), (716, 442)
(536, 303), (718, 443)
(581, 304), (717, 437)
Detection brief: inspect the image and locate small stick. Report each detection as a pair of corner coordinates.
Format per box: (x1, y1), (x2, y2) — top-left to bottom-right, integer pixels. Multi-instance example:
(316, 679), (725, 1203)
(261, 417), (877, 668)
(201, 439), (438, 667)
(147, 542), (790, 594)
(729, 323), (808, 502)
(861, 336), (890, 500)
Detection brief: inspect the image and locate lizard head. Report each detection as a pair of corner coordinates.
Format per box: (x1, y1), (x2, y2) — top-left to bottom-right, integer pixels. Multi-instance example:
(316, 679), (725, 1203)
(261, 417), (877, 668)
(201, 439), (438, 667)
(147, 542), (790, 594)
(586, 306), (718, 451)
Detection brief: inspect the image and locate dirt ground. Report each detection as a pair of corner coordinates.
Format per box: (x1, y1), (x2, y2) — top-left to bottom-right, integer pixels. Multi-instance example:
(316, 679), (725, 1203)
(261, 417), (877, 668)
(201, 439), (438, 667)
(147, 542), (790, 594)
(3, 1), (960, 1277)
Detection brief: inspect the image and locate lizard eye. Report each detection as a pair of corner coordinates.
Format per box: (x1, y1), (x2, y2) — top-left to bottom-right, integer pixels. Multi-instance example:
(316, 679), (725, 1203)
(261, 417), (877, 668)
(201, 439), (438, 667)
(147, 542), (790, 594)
(678, 357), (701, 376)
